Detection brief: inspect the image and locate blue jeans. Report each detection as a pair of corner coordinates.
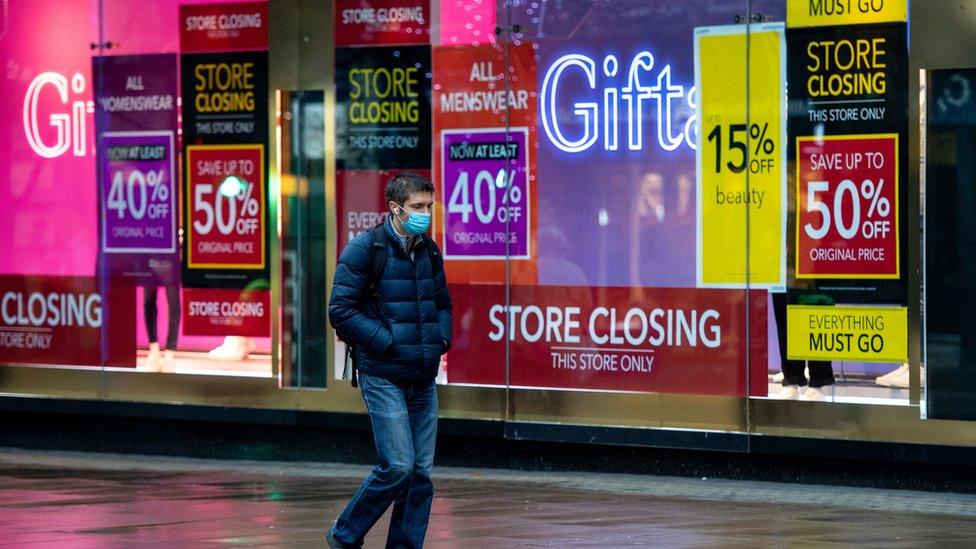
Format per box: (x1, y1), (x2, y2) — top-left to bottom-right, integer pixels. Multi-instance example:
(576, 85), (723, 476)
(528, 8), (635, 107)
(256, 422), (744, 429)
(333, 373), (438, 548)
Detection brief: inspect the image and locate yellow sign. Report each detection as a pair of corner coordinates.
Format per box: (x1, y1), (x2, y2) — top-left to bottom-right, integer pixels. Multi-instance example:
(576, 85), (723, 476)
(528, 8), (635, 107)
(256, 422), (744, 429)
(787, 305), (907, 362)
(788, 0), (907, 28)
(696, 23), (785, 288)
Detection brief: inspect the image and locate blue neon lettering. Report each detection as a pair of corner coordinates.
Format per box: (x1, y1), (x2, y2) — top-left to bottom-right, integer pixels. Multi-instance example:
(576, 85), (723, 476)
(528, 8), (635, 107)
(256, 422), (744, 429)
(602, 55), (619, 151)
(650, 65), (685, 151)
(540, 50), (697, 154)
(540, 54), (598, 153)
(622, 51), (654, 151)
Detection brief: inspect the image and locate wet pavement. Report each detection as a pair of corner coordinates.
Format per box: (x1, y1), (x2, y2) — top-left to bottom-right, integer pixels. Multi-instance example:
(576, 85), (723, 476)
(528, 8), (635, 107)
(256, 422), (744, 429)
(1, 449), (976, 547)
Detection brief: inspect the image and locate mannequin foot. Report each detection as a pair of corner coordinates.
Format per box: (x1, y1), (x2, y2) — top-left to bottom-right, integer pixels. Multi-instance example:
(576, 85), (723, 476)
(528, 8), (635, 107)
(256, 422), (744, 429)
(143, 343), (163, 373)
(207, 336), (256, 361)
(161, 349), (177, 373)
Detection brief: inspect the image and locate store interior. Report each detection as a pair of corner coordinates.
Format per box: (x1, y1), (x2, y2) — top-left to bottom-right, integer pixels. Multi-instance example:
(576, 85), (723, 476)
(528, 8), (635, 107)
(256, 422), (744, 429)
(133, 287), (272, 378)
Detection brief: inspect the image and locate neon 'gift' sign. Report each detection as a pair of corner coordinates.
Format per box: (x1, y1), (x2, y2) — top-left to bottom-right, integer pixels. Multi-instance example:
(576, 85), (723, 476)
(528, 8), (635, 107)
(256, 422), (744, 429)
(22, 72), (93, 159)
(540, 50), (697, 154)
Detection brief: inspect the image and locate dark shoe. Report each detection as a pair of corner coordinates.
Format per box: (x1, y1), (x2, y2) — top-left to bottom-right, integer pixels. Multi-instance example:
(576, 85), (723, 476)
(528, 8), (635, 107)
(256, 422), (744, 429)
(326, 521), (356, 549)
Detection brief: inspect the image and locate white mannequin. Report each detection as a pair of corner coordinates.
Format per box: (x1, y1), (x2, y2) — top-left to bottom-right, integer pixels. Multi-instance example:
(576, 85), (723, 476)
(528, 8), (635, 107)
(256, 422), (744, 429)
(208, 336), (255, 361)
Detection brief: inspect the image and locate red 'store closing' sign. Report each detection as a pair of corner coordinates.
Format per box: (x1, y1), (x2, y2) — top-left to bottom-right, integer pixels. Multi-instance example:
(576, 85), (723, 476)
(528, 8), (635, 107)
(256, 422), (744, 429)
(182, 288), (269, 337)
(180, 1), (269, 52)
(335, 0), (430, 46)
(0, 276), (135, 366)
(445, 284), (768, 396)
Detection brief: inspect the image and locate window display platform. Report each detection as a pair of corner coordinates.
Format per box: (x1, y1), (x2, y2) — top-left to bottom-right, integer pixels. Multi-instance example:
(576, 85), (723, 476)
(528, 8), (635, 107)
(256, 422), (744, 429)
(766, 374), (910, 405)
(135, 349), (272, 378)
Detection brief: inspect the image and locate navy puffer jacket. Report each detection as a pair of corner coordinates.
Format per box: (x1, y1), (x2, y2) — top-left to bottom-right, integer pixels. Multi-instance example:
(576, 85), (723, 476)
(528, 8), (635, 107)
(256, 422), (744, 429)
(328, 219), (452, 382)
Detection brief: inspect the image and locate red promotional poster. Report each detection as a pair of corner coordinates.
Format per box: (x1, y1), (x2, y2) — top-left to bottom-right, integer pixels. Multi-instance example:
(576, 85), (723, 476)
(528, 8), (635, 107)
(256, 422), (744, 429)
(796, 135), (899, 278)
(182, 288), (270, 336)
(433, 43), (536, 130)
(180, 2), (269, 53)
(445, 284), (768, 396)
(335, 0), (430, 47)
(336, 169), (431, 257)
(0, 276), (134, 367)
(432, 43), (539, 284)
(186, 145), (266, 270)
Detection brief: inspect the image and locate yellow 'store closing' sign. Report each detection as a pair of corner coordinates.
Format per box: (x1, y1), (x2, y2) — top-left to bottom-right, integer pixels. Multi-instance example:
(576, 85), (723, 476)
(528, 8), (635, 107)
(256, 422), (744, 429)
(787, 305), (907, 363)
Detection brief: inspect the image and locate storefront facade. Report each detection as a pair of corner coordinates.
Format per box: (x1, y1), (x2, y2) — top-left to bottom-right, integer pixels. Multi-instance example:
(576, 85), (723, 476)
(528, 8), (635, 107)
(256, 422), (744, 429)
(2, 0), (976, 457)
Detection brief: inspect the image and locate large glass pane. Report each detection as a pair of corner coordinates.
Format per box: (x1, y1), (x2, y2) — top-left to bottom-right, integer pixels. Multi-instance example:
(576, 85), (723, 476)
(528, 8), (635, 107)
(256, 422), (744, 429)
(0, 0), (275, 383)
(915, 1), (976, 422)
(485, 1), (755, 430)
(0, 0), (106, 381)
(0, 0), (105, 386)
(98, 0), (274, 379)
(758, 0), (912, 407)
(280, 89), (327, 388)
(924, 68), (976, 420)
(430, 1), (519, 394)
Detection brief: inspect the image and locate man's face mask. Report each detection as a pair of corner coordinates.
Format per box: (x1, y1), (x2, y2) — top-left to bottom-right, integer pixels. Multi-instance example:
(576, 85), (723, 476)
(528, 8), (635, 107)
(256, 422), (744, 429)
(396, 205), (431, 236)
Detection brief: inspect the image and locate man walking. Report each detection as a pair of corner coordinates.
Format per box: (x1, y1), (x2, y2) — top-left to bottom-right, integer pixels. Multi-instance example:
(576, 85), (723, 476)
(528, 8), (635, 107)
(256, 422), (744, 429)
(327, 172), (452, 548)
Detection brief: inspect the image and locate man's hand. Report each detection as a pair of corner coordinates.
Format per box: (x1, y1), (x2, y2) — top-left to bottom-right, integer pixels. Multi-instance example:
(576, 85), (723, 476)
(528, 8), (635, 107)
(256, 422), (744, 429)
(436, 352), (448, 384)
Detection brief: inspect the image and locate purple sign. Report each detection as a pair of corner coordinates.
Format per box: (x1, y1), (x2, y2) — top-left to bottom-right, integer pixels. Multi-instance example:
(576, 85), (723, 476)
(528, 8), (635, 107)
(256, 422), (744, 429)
(441, 128), (530, 259)
(93, 54), (178, 132)
(94, 54), (179, 284)
(100, 132), (176, 253)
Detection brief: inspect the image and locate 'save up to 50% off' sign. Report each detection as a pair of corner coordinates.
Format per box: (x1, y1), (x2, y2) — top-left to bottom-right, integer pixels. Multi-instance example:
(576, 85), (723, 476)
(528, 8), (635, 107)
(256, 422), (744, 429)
(187, 145), (265, 269)
(796, 135), (898, 278)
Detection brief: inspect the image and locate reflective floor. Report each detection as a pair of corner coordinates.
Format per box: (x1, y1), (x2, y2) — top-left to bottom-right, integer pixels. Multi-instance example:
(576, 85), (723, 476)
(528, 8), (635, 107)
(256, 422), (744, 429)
(1, 449), (976, 547)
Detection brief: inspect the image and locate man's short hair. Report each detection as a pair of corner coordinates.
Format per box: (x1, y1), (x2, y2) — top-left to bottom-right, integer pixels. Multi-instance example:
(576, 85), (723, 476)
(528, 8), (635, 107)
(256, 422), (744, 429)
(386, 172), (434, 205)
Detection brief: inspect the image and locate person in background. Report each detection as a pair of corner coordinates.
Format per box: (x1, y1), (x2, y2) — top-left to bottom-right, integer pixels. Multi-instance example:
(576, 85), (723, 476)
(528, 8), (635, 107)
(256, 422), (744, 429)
(142, 259), (180, 373)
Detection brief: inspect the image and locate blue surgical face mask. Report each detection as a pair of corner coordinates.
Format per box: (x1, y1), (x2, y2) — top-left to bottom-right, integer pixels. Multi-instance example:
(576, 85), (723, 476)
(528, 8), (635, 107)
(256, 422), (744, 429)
(396, 206), (431, 236)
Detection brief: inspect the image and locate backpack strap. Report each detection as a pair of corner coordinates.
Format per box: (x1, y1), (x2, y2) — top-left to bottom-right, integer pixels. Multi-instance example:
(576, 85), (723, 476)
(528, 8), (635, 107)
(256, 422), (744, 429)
(367, 224), (389, 294)
(343, 344), (358, 388)
(345, 224), (389, 389)
(425, 237), (444, 278)
(370, 223), (444, 279)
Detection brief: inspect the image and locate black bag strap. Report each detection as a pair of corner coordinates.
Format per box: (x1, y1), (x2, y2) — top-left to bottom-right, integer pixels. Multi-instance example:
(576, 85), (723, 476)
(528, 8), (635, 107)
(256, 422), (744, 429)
(426, 237), (444, 278)
(368, 222), (443, 280)
(367, 224), (389, 294)
(344, 224), (389, 389)
(343, 344), (358, 388)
